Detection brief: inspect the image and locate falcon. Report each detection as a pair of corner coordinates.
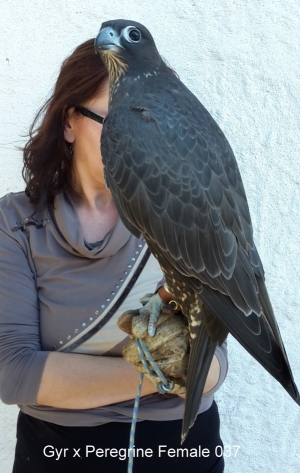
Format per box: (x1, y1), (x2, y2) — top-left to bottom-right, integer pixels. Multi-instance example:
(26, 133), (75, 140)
(95, 19), (300, 442)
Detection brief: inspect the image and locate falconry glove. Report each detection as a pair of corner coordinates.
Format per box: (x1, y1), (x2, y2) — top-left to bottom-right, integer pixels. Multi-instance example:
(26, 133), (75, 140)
(117, 294), (189, 394)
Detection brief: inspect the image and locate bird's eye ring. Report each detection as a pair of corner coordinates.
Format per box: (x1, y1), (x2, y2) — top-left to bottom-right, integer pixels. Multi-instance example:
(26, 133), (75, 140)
(125, 27), (141, 43)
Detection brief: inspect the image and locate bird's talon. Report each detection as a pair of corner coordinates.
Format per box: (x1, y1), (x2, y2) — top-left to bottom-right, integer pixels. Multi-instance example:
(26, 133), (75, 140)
(138, 292), (164, 337)
(148, 325), (156, 337)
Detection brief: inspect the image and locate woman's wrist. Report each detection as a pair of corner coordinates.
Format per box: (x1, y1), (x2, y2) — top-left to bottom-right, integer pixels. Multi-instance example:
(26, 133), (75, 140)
(157, 285), (173, 304)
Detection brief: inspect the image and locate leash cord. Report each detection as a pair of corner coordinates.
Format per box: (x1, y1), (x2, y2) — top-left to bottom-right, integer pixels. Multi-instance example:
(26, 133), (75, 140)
(127, 338), (175, 473)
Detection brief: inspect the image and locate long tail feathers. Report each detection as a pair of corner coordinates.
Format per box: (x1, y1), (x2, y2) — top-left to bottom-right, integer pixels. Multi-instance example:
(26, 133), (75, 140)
(200, 283), (300, 405)
(181, 322), (216, 443)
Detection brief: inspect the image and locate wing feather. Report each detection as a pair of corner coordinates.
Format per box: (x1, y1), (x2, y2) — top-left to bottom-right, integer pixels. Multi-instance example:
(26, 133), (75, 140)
(102, 92), (262, 317)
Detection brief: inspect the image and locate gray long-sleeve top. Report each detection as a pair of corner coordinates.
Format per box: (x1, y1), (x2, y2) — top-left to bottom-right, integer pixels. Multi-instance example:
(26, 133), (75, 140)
(0, 191), (228, 426)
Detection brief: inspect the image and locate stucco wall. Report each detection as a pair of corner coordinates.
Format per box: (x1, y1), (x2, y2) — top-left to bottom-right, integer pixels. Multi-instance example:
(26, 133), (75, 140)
(1, 1), (299, 471)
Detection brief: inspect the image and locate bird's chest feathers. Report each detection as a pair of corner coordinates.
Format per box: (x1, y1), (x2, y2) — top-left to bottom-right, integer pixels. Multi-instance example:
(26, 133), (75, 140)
(109, 70), (174, 109)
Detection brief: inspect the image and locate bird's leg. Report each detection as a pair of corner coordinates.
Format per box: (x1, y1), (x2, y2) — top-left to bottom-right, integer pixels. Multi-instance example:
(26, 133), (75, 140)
(139, 293), (164, 336)
(139, 293), (165, 336)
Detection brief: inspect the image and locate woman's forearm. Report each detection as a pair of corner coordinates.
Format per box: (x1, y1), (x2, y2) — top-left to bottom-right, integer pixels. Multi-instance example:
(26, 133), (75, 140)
(36, 351), (220, 409)
(36, 352), (157, 409)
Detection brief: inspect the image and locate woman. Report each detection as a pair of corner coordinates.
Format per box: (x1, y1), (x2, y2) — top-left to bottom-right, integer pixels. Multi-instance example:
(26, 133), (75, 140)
(0, 39), (228, 472)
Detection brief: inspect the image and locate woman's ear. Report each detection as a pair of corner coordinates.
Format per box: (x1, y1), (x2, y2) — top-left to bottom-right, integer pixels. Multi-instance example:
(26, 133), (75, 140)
(64, 107), (76, 143)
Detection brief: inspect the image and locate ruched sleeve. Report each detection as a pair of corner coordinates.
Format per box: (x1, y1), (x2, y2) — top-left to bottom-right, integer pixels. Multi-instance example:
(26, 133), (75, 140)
(0, 226), (49, 405)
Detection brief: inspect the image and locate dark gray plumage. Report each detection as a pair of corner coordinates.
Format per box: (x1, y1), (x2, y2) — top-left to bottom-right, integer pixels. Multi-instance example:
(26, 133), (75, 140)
(95, 19), (300, 442)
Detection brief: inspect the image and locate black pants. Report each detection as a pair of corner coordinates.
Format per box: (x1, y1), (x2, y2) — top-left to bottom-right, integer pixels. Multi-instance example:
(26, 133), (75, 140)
(13, 401), (224, 472)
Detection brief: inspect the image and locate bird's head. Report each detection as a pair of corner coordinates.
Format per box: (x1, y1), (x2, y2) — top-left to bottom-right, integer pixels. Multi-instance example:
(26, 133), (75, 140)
(95, 19), (162, 83)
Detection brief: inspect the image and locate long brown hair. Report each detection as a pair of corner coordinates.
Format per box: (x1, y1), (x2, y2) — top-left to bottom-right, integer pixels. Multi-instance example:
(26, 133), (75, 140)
(22, 39), (108, 209)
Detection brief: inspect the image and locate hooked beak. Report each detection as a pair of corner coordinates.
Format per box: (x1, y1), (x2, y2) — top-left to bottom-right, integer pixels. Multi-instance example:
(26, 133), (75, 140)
(94, 27), (125, 53)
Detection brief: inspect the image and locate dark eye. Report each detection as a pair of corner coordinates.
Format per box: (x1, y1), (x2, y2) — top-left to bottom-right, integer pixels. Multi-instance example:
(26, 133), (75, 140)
(129, 28), (141, 42)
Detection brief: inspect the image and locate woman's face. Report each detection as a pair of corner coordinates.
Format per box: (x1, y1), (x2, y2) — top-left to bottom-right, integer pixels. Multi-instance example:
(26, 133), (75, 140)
(64, 80), (109, 187)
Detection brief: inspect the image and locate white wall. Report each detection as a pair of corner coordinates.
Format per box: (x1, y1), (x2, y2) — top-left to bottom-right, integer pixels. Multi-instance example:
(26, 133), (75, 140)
(1, 1), (299, 471)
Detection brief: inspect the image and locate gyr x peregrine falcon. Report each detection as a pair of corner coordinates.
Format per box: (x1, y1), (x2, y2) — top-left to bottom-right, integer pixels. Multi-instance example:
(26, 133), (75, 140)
(95, 19), (300, 442)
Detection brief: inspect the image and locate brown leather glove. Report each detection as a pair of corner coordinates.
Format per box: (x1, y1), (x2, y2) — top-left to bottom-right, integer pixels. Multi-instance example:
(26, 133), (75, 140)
(117, 301), (189, 394)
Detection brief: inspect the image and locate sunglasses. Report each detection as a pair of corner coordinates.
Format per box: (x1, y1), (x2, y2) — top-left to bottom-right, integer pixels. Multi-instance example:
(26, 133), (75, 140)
(75, 105), (104, 124)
